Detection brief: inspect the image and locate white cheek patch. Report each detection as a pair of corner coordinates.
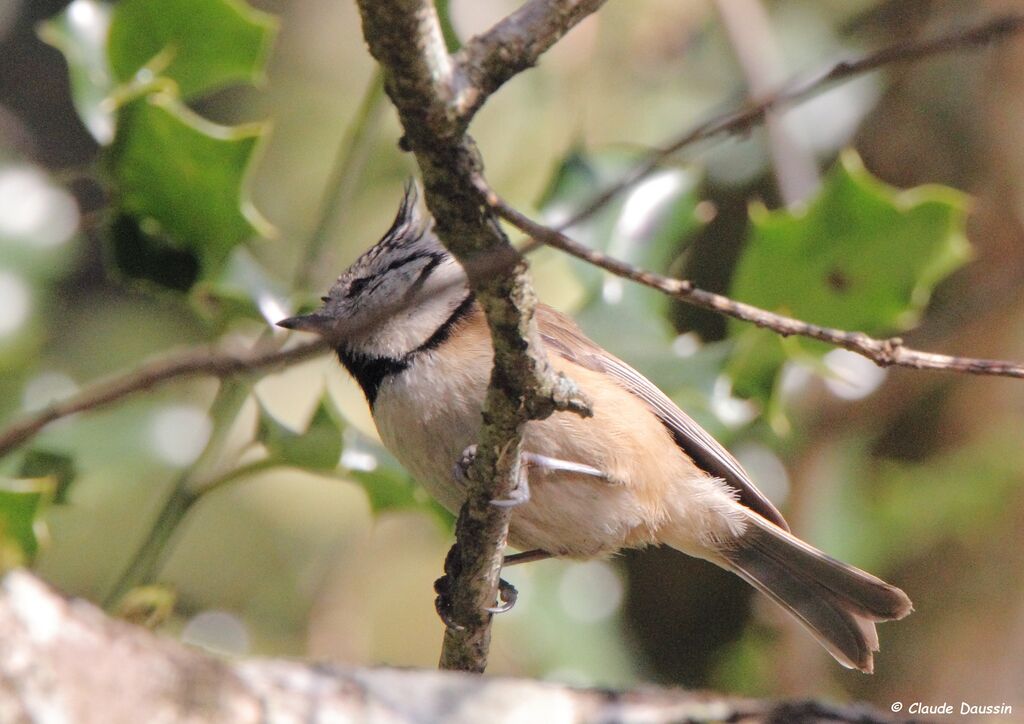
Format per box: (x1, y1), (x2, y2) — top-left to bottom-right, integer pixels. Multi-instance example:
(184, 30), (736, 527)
(347, 260), (469, 361)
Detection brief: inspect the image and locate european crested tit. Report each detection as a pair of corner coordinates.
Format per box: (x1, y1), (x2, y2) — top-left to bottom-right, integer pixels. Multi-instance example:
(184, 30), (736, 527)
(277, 185), (912, 673)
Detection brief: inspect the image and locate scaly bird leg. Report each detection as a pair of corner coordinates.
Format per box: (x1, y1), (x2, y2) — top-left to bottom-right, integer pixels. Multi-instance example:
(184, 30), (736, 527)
(503, 549), (552, 566)
(453, 445), (617, 508)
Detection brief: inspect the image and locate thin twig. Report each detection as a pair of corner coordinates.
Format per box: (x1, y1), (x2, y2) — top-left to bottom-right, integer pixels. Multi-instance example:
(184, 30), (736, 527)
(544, 13), (1024, 241)
(476, 177), (1024, 380)
(0, 340), (328, 461)
(452, 0), (607, 124)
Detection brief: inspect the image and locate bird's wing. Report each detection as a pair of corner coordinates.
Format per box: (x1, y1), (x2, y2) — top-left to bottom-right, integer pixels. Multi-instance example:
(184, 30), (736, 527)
(537, 304), (790, 532)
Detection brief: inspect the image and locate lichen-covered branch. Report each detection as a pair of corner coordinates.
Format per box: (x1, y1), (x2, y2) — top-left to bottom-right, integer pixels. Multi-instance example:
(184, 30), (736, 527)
(0, 570), (907, 724)
(452, 0), (608, 124)
(354, 0), (589, 673)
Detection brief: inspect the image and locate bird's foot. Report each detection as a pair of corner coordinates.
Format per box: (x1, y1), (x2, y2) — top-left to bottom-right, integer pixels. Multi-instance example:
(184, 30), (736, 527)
(434, 543), (525, 625)
(452, 444), (531, 508)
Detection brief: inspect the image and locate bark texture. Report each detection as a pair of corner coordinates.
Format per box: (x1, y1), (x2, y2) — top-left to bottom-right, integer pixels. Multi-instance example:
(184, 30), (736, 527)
(0, 571), (906, 724)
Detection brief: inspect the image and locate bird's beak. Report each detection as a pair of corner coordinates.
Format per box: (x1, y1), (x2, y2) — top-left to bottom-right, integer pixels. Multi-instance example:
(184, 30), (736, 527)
(276, 312), (334, 336)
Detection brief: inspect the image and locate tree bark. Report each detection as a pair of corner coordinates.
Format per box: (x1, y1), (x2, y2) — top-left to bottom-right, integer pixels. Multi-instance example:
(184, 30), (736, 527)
(0, 571), (907, 723)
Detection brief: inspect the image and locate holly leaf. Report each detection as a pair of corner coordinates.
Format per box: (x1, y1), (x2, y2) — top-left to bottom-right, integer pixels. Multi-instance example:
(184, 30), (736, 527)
(18, 449), (76, 505)
(728, 150), (971, 401)
(108, 0), (276, 100)
(105, 213), (201, 292)
(258, 399), (343, 471)
(107, 94), (270, 276)
(0, 475), (54, 570)
(37, 0), (117, 144)
(345, 441), (452, 528)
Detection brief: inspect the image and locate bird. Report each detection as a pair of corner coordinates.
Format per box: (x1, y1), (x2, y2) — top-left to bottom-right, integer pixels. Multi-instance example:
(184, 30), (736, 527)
(277, 183), (912, 674)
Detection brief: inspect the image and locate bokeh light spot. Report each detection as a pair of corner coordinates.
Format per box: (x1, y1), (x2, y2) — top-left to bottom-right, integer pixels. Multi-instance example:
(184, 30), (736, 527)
(0, 270), (31, 337)
(823, 348), (887, 400)
(0, 166), (79, 248)
(557, 560), (623, 623)
(181, 610), (250, 655)
(148, 405), (213, 467)
(22, 371), (78, 412)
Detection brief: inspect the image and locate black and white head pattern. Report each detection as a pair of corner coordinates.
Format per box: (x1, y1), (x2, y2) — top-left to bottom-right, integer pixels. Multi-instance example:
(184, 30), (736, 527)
(319, 182), (473, 367)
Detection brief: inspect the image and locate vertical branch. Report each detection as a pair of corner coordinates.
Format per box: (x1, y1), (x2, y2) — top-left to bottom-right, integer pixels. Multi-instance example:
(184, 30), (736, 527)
(354, 0), (593, 673)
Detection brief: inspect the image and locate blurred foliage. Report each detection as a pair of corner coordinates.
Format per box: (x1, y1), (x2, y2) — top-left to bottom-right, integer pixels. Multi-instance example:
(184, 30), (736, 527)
(0, 475), (53, 570)
(108, 96), (267, 274)
(1, 0), (1022, 711)
(258, 397), (343, 470)
(41, 0), (274, 282)
(537, 148), (745, 439)
(36, 1), (116, 144)
(729, 150), (971, 407)
(108, 0), (275, 99)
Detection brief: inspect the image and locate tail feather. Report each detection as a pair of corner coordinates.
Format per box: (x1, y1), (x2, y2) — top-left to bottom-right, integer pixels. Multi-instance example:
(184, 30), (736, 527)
(682, 512), (912, 673)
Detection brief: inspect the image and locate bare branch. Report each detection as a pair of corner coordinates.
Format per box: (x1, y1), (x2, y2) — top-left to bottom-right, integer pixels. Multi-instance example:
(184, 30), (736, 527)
(0, 340), (328, 460)
(452, 0), (608, 123)
(551, 13), (1024, 237)
(477, 178), (1024, 380)
(355, 0), (590, 674)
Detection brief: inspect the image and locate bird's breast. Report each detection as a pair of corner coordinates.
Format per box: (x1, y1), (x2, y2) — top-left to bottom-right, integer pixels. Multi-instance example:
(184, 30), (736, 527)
(372, 337), (492, 515)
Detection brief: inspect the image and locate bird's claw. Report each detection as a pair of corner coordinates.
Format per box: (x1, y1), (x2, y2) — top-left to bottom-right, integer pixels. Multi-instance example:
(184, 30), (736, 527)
(485, 578), (518, 614)
(435, 573), (519, 622)
(452, 444), (478, 488)
(453, 443), (531, 507)
(490, 483), (529, 508)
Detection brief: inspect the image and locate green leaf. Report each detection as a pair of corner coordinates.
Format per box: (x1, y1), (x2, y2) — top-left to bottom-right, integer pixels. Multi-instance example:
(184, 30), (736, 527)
(258, 399), (342, 470)
(0, 475), (54, 569)
(105, 213), (201, 292)
(107, 94), (270, 276)
(37, 0), (117, 144)
(18, 449), (76, 505)
(108, 0), (276, 100)
(336, 429), (450, 524)
(728, 150), (971, 401)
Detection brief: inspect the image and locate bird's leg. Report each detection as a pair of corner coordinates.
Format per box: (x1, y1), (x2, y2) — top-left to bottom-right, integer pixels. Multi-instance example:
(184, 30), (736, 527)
(453, 446), (616, 509)
(440, 448), (570, 620)
(521, 452), (617, 483)
(503, 549), (552, 566)
(452, 443), (530, 508)
(434, 503), (541, 623)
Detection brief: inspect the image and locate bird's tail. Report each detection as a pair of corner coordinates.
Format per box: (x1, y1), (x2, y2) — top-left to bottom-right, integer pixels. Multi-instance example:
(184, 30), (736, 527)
(668, 511), (913, 673)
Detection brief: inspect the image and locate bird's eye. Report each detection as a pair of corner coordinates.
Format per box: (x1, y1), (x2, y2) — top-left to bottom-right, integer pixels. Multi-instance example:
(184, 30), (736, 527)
(348, 277), (370, 297)
(320, 296), (330, 303)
